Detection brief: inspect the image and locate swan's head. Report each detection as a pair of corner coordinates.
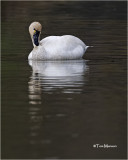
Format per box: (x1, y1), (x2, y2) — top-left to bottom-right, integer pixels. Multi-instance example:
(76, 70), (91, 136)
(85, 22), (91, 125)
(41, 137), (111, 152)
(29, 22), (42, 47)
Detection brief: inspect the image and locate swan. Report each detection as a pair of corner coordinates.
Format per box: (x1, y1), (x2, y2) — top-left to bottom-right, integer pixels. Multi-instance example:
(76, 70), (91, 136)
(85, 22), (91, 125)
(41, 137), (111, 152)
(28, 22), (89, 60)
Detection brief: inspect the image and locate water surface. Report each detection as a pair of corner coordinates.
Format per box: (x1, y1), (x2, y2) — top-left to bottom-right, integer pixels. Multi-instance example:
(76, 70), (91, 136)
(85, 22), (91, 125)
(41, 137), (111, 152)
(1, 1), (127, 159)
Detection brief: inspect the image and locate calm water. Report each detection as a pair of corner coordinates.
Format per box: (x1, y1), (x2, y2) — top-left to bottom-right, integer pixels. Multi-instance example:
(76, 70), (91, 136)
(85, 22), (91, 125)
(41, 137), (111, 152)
(1, 1), (127, 159)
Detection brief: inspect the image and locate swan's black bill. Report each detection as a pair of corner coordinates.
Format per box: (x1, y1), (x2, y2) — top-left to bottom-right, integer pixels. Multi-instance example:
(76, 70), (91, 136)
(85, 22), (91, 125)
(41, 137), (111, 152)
(33, 30), (40, 46)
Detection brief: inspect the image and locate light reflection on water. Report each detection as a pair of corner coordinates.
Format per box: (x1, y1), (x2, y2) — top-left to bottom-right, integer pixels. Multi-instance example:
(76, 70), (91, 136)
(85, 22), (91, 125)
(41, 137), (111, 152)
(28, 60), (89, 104)
(28, 60), (89, 149)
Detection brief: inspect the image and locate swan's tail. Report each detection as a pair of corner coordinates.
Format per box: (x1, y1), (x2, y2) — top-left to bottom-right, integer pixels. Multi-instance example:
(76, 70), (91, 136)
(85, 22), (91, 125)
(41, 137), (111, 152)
(87, 45), (94, 48)
(85, 45), (94, 51)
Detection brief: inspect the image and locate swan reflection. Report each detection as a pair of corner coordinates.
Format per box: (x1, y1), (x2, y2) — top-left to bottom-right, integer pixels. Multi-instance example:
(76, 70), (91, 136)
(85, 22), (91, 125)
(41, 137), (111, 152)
(28, 60), (89, 146)
(28, 60), (89, 104)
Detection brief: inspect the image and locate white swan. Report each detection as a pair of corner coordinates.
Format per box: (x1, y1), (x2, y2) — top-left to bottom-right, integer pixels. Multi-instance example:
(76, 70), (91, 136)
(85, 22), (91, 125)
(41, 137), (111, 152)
(28, 22), (89, 60)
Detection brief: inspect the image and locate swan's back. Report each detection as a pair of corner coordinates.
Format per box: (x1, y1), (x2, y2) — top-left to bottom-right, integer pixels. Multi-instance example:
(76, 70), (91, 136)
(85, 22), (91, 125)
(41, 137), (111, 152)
(29, 35), (88, 60)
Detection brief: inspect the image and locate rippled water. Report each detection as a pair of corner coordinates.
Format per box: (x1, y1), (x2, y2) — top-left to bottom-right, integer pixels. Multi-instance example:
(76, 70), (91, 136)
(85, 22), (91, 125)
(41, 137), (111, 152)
(1, 1), (127, 159)
(28, 60), (88, 95)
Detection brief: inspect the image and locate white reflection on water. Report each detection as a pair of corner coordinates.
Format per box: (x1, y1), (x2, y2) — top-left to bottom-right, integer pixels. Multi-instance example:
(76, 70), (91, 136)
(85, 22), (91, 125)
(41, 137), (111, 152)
(28, 60), (89, 146)
(28, 60), (89, 103)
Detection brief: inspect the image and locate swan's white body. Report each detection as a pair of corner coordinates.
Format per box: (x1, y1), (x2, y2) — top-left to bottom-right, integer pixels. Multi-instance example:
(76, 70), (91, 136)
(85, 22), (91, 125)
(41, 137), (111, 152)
(28, 35), (88, 60)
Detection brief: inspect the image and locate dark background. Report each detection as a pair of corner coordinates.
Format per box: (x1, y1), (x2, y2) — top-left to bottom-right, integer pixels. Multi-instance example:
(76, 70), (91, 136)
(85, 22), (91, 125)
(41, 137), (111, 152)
(2, 1), (127, 60)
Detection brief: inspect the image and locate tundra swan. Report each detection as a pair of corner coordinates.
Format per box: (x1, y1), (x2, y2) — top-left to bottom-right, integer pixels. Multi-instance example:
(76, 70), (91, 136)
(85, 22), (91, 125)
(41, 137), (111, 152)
(28, 22), (89, 60)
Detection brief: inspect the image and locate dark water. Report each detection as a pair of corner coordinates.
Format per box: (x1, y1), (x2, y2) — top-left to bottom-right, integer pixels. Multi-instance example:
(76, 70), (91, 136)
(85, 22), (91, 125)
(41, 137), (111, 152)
(1, 1), (127, 159)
